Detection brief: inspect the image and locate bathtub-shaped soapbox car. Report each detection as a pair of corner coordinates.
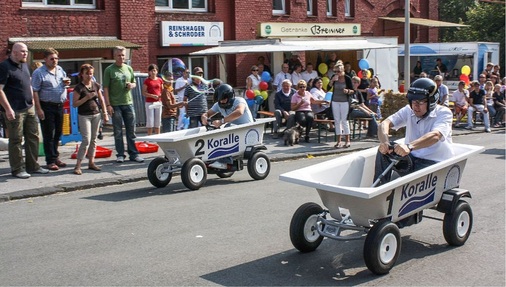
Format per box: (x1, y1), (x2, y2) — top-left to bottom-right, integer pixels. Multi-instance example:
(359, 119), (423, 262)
(137, 118), (274, 190)
(279, 141), (483, 275)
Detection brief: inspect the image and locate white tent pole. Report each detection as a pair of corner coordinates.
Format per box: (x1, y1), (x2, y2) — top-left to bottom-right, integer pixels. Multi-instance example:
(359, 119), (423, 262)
(404, 0), (410, 89)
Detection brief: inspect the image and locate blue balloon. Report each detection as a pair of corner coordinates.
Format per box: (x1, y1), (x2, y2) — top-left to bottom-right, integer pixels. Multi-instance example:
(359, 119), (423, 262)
(255, 95), (264, 105)
(324, 92), (332, 101)
(261, 71), (271, 82)
(358, 59), (369, 70)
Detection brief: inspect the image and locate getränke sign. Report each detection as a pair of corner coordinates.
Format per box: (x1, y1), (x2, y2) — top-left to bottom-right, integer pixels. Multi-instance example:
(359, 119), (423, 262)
(259, 22), (361, 37)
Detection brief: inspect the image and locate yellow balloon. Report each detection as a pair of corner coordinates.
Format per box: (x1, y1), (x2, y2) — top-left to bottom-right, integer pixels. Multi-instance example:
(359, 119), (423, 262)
(254, 89), (261, 96)
(461, 65), (471, 76)
(260, 90), (269, 100)
(367, 70), (372, 78)
(318, 63), (328, 75)
(322, 77), (330, 89)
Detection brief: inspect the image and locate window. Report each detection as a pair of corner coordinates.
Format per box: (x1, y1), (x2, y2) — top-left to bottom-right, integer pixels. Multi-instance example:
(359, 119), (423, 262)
(273, 0), (285, 15)
(22, 0), (95, 8)
(156, 0), (207, 11)
(326, 0), (332, 16)
(344, 0), (354, 17)
(306, 0), (313, 15)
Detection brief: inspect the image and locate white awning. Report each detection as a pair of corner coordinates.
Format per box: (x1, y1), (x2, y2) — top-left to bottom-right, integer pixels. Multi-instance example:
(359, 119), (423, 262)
(190, 37), (397, 55)
(379, 17), (468, 28)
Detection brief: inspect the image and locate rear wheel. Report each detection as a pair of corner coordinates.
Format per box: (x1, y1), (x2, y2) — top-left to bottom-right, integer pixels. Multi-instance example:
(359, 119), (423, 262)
(181, 158), (207, 190)
(247, 152), (270, 180)
(363, 220), (401, 275)
(443, 200), (473, 246)
(147, 157), (172, 188)
(289, 202), (324, 252)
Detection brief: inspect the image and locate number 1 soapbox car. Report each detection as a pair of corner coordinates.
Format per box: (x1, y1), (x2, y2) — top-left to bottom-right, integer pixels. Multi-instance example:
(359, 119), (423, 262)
(136, 118), (275, 191)
(279, 141), (483, 275)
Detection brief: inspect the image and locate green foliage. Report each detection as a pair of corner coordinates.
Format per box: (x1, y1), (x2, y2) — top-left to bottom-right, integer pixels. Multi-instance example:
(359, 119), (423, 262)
(440, 1), (505, 76)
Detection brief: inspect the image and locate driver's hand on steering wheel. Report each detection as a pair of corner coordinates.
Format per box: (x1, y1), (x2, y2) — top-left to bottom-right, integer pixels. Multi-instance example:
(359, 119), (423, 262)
(211, 120), (222, 128)
(393, 144), (410, 157)
(378, 142), (392, 155)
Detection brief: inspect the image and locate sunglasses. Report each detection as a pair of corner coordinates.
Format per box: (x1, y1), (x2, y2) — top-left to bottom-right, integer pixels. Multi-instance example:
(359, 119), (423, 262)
(49, 57), (59, 60)
(252, 69), (259, 71)
(412, 99), (428, 105)
(298, 86), (307, 89)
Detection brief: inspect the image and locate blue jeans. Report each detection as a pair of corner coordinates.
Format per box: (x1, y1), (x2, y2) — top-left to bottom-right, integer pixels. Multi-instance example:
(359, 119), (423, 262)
(161, 117), (177, 133)
(111, 105), (139, 159)
(349, 109), (378, 137)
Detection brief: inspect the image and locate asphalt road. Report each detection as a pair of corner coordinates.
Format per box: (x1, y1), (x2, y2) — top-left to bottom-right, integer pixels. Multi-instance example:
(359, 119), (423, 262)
(0, 132), (504, 286)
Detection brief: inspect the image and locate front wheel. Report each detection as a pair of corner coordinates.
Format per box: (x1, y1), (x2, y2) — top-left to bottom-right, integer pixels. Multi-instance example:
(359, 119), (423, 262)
(147, 157), (172, 188)
(289, 202), (324, 253)
(443, 200), (473, 246)
(247, 152), (270, 180)
(181, 158), (207, 190)
(363, 220), (401, 275)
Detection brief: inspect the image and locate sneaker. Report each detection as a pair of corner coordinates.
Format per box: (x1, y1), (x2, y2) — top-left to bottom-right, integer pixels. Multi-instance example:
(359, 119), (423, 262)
(464, 126), (473, 130)
(97, 132), (103, 140)
(485, 128), (491, 133)
(13, 171), (31, 179)
(116, 156), (125, 163)
(209, 161), (228, 170)
(30, 167), (49, 174)
(131, 156), (144, 163)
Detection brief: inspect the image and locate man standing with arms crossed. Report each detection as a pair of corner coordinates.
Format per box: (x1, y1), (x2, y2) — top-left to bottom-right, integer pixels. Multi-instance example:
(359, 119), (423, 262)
(32, 48), (69, 171)
(0, 42), (48, 178)
(103, 46), (144, 163)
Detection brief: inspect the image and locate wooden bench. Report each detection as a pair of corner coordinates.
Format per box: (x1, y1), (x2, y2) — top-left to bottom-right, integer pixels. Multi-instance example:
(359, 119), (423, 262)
(314, 118), (336, 143)
(351, 117), (373, 140)
(257, 110), (275, 133)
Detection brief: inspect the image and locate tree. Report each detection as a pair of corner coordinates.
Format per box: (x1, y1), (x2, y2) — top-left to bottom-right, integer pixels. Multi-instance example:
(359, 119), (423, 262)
(440, 1), (505, 76)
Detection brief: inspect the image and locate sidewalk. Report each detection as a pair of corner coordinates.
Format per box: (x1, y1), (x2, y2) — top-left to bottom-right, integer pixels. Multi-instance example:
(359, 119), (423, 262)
(0, 125), (486, 201)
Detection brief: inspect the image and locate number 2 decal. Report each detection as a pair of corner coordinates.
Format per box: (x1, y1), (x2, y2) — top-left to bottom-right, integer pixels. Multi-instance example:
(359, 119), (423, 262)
(386, 190), (394, 215)
(195, 139), (204, 156)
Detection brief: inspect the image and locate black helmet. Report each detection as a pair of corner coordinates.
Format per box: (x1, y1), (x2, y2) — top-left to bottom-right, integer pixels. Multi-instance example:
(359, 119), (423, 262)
(215, 84), (235, 109)
(407, 78), (439, 118)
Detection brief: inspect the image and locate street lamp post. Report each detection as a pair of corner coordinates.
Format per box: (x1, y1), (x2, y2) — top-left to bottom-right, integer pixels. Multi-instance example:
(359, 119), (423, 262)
(404, 0), (410, 90)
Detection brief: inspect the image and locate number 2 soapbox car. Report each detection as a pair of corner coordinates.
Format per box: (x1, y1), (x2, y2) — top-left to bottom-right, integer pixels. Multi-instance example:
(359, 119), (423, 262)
(136, 118), (275, 191)
(279, 141), (483, 275)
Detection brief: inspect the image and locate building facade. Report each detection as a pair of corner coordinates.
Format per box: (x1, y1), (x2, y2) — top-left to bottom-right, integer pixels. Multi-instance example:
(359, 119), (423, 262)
(1, 0), (438, 86)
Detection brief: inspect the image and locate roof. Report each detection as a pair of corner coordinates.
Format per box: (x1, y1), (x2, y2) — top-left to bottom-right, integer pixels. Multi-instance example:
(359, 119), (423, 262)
(191, 37), (397, 55)
(379, 17), (468, 28)
(8, 36), (142, 51)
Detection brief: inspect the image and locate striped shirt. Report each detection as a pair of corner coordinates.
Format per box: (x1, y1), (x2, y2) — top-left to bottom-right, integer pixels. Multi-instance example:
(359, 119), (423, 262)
(184, 82), (208, 117)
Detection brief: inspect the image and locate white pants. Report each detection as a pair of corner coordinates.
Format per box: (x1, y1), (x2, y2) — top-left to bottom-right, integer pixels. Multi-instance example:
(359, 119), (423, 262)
(332, 101), (350, 135)
(467, 104), (490, 129)
(77, 113), (101, 161)
(177, 106), (186, 130)
(145, 102), (162, 128)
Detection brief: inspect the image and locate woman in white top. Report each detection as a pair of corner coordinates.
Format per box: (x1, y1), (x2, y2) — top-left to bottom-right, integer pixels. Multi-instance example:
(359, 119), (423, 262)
(309, 77), (330, 119)
(246, 65), (261, 91)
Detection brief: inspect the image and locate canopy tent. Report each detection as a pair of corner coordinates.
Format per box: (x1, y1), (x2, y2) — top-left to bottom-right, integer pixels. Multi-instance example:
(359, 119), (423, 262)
(190, 37), (397, 55)
(9, 36), (141, 51)
(379, 17), (468, 28)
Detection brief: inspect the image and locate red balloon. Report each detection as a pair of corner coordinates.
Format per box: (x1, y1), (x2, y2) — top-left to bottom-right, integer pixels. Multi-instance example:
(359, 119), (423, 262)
(399, 84), (405, 93)
(357, 70), (363, 78)
(459, 74), (469, 82)
(259, 81), (269, 91)
(245, 89), (255, 99)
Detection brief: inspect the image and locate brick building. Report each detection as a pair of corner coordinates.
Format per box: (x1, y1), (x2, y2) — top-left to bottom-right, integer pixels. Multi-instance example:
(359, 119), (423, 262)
(1, 0), (439, 87)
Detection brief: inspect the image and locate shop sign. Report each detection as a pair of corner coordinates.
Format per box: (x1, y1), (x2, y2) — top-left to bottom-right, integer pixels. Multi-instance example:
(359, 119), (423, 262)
(161, 21), (224, 46)
(259, 22), (361, 37)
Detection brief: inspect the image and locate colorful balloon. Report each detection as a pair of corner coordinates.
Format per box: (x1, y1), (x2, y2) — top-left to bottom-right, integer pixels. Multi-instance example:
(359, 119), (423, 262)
(322, 77), (330, 89)
(245, 89), (255, 99)
(254, 89), (261, 96)
(358, 59), (370, 70)
(367, 70), (372, 78)
(461, 65), (471, 76)
(261, 71), (271, 82)
(260, 90), (269, 100)
(255, 95), (264, 105)
(259, 81), (269, 91)
(459, 74), (469, 82)
(318, 63), (328, 75)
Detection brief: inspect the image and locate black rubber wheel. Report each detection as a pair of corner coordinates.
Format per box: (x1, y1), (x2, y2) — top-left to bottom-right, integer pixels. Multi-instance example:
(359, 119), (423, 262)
(289, 202), (324, 253)
(216, 171), (235, 178)
(181, 157), (207, 190)
(147, 157), (172, 188)
(443, 200), (473, 246)
(247, 152), (270, 180)
(363, 220), (401, 275)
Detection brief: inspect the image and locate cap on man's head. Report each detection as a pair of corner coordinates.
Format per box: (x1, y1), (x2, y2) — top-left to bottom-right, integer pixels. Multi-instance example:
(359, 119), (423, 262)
(193, 67), (204, 74)
(472, 81), (480, 86)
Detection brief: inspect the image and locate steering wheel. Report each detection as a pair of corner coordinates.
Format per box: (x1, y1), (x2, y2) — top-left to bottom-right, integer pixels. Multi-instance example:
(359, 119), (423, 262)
(384, 146), (414, 174)
(205, 122), (220, 131)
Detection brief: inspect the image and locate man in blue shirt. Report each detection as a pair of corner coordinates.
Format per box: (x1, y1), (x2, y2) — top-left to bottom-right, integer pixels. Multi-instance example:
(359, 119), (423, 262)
(32, 48), (69, 171)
